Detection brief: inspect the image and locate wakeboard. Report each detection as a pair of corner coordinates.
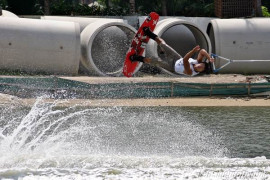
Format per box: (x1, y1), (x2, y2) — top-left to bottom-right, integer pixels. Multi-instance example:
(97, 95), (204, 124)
(123, 12), (159, 77)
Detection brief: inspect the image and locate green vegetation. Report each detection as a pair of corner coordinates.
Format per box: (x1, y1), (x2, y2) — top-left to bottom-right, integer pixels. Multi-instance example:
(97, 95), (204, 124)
(0, 0), (269, 17)
(49, 0), (128, 16)
(1, 0), (214, 16)
(96, 0), (215, 16)
(0, 0), (7, 9)
(262, 6), (270, 17)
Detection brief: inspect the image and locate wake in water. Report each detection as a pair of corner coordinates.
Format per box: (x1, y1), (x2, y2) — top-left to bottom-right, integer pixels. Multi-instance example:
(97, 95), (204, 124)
(0, 97), (269, 179)
(0, 97), (226, 157)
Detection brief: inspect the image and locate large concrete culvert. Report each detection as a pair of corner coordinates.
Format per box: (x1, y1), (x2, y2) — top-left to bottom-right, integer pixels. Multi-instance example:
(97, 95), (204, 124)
(0, 10), (19, 18)
(41, 16), (125, 32)
(81, 21), (136, 76)
(207, 18), (270, 74)
(0, 17), (81, 75)
(146, 18), (211, 75)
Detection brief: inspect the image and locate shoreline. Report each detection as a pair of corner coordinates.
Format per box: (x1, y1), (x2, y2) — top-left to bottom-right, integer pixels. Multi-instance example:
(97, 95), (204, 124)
(0, 74), (270, 107)
(1, 94), (269, 107)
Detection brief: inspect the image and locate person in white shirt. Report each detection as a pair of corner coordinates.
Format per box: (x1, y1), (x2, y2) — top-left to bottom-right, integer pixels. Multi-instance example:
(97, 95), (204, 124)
(130, 27), (214, 76)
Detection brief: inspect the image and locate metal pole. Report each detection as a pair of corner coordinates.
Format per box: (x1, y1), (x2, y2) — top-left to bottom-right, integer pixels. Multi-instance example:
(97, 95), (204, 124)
(171, 82), (174, 97)
(210, 84), (213, 96)
(248, 82), (251, 96)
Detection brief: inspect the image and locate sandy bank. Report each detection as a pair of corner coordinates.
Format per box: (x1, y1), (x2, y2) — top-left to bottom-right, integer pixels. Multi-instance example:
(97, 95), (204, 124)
(1, 93), (269, 107)
(61, 74), (268, 84)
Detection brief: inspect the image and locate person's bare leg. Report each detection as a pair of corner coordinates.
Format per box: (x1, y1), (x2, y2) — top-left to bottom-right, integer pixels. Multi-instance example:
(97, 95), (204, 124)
(143, 57), (152, 64)
(154, 37), (163, 45)
(153, 37), (166, 55)
(142, 27), (180, 71)
(143, 27), (165, 53)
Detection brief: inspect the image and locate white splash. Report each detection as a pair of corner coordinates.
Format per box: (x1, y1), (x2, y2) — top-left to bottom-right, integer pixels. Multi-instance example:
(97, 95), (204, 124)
(0, 98), (269, 179)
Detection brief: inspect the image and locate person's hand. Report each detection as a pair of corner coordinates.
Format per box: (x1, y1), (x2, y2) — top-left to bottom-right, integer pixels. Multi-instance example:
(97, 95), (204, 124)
(193, 45), (200, 52)
(210, 57), (215, 63)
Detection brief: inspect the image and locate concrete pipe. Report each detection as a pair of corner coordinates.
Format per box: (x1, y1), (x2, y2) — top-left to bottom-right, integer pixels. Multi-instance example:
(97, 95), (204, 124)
(0, 10), (18, 18)
(41, 16), (125, 32)
(146, 18), (211, 75)
(207, 18), (270, 74)
(81, 21), (136, 76)
(0, 18), (80, 75)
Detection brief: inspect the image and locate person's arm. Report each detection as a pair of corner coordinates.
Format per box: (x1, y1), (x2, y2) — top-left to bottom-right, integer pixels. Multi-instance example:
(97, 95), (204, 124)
(183, 45), (200, 75)
(197, 49), (214, 63)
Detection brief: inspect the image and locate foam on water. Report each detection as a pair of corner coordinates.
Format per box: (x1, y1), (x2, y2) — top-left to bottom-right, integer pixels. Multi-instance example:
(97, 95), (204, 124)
(0, 98), (270, 179)
(0, 155), (269, 179)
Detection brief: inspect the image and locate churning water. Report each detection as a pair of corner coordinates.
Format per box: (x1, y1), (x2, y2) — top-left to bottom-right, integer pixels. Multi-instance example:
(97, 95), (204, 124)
(0, 97), (270, 179)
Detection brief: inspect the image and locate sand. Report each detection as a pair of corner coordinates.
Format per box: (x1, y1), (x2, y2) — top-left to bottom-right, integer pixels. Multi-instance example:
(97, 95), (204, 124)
(61, 74), (268, 84)
(0, 93), (269, 107)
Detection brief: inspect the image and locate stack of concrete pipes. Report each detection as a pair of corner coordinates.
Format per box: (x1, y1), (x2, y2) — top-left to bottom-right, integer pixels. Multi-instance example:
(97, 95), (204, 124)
(0, 9), (269, 76)
(0, 11), (136, 76)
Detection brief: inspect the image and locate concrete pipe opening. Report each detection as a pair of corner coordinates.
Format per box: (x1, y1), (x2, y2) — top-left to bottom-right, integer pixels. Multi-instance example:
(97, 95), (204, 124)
(146, 18), (211, 75)
(81, 21), (136, 76)
(207, 18), (270, 74)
